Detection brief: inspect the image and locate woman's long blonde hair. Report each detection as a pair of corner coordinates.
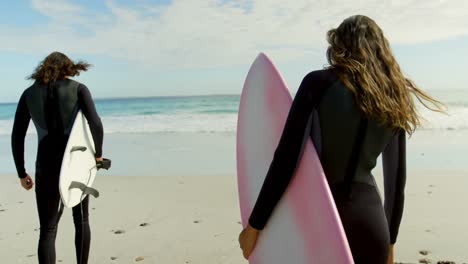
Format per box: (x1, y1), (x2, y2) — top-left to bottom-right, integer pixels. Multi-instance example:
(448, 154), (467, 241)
(326, 15), (444, 134)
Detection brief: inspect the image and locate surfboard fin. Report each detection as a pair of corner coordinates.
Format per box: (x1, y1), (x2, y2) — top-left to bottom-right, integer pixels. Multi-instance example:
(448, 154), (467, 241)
(69, 181), (100, 198)
(71, 146), (87, 152)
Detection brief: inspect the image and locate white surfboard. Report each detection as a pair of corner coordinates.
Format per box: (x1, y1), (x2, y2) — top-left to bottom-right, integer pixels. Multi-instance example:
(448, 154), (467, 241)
(237, 53), (354, 264)
(59, 111), (98, 208)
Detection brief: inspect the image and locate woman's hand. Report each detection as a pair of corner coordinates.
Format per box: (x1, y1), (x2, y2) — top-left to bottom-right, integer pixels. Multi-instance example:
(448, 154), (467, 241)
(388, 244), (394, 264)
(96, 157), (103, 162)
(20, 174), (34, 190)
(239, 224), (260, 260)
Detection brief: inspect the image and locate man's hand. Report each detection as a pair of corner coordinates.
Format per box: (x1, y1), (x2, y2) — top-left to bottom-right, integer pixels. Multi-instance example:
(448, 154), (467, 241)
(388, 244), (394, 264)
(20, 175), (34, 190)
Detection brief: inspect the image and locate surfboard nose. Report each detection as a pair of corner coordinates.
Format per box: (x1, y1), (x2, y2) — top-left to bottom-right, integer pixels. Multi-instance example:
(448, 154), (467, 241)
(255, 52), (270, 64)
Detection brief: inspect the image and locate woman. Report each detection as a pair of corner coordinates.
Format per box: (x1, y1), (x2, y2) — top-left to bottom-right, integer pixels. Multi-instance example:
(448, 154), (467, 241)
(238, 15), (443, 263)
(12, 52), (104, 264)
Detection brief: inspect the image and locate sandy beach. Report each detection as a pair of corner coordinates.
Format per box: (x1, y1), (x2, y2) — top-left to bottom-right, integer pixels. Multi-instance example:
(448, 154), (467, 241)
(1, 168), (467, 263)
(0, 129), (467, 263)
(0, 176), (245, 264)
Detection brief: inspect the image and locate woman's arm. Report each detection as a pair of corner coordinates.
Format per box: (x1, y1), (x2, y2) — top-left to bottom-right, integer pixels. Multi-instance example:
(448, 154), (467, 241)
(248, 73), (321, 230)
(382, 129), (407, 244)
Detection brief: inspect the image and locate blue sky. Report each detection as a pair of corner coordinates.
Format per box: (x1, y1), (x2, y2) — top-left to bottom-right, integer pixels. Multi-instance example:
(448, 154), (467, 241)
(0, 0), (467, 102)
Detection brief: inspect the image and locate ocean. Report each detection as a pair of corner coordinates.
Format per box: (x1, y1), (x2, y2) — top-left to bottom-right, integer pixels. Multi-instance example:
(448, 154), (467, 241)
(0, 90), (467, 136)
(0, 91), (466, 176)
(0, 95), (239, 135)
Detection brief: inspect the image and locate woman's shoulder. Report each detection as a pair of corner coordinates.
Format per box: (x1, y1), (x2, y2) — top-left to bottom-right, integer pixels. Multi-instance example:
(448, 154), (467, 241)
(301, 68), (339, 88)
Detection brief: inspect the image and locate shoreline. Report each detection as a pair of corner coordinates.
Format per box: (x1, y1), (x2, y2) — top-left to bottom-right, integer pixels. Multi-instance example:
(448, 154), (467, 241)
(0, 129), (467, 177)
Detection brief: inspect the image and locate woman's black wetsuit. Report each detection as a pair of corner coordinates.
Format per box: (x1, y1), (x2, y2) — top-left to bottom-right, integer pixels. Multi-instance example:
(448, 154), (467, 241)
(248, 69), (406, 264)
(12, 79), (103, 264)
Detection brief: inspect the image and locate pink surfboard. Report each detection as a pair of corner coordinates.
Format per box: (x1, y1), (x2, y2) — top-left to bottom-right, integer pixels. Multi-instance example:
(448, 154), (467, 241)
(237, 53), (354, 264)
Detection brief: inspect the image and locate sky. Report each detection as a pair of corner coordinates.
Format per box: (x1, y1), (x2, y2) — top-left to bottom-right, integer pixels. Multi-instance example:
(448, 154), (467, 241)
(0, 0), (467, 102)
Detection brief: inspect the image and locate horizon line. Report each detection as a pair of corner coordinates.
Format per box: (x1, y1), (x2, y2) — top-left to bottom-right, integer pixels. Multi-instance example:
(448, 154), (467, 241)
(0, 93), (242, 105)
(0, 88), (466, 104)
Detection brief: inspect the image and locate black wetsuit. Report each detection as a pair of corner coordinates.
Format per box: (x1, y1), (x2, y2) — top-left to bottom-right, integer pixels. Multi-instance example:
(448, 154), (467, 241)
(12, 79), (103, 264)
(248, 69), (406, 264)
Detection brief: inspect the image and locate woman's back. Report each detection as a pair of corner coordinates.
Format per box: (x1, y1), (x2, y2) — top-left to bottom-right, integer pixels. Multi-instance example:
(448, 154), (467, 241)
(313, 69), (395, 186)
(247, 67), (407, 263)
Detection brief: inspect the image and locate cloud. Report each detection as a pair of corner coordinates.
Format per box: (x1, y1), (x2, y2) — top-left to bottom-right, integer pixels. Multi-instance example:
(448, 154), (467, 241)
(1, 0), (467, 69)
(31, 0), (81, 15)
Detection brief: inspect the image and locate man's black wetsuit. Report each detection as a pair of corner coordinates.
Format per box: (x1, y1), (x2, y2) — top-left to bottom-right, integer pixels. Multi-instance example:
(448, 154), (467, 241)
(248, 69), (406, 264)
(12, 79), (103, 264)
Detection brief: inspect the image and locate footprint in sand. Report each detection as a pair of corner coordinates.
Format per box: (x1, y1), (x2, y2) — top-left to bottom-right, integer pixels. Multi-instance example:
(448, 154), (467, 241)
(112, 230), (126, 234)
(135, 256), (145, 262)
(419, 250), (429, 256)
(139, 223), (149, 227)
(193, 220), (201, 224)
(419, 258), (432, 264)
(0, 209), (5, 212)
(110, 256), (118, 261)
